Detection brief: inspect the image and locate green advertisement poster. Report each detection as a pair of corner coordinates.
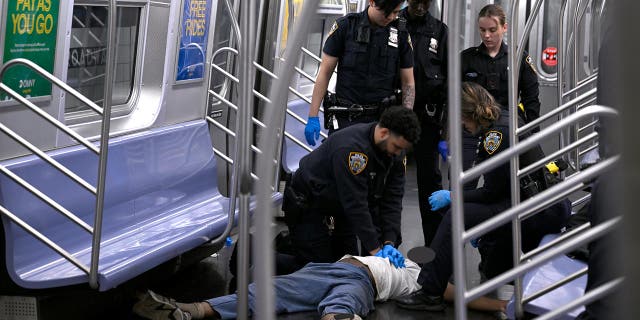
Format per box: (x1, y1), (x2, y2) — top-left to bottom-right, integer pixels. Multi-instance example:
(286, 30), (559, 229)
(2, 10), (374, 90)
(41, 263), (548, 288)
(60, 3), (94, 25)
(1, 0), (59, 101)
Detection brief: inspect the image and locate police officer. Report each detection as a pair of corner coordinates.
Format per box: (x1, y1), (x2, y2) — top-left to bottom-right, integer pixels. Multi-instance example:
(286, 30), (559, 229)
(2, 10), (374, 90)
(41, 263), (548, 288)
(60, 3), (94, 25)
(396, 82), (569, 311)
(304, 0), (416, 146)
(399, 0), (448, 247)
(461, 4), (541, 175)
(284, 107), (421, 270)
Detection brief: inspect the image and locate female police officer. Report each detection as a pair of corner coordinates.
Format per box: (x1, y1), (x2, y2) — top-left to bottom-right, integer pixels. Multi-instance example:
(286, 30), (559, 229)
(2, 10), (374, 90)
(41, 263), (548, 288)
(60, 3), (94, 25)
(399, 0), (449, 247)
(304, 0), (415, 145)
(460, 4), (541, 174)
(395, 82), (569, 311)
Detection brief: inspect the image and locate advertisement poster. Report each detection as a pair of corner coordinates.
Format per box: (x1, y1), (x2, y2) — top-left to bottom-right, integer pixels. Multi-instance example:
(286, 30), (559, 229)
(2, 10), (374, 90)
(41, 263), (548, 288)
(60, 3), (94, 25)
(2, 0), (59, 100)
(176, 0), (212, 82)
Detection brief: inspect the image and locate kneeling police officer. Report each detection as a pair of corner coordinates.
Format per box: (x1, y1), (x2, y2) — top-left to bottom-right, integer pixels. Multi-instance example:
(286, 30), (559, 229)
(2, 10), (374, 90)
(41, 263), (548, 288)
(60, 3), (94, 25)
(284, 107), (421, 270)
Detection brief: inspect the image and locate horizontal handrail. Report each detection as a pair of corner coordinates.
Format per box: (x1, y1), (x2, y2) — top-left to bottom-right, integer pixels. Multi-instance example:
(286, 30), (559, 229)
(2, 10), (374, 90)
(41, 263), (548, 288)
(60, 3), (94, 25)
(465, 216), (621, 302)
(0, 205), (91, 275)
(534, 277), (623, 320)
(522, 267), (588, 304)
(206, 116), (263, 154)
(519, 132), (598, 177)
(0, 165), (93, 233)
(208, 89), (267, 128)
(464, 105), (616, 185)
(0, 58), (103, 115)
(518, 89), (597, 135)
(579, 144), (599, 157)
(465, 156), (617, 242)
(562, 73), (597, 98)
(284, 131), (313, 152)
(521, 222), (590, 260)
(578, 119), (598, 133)
(0, 122), (97, 194)
(0, 83), (99, 155)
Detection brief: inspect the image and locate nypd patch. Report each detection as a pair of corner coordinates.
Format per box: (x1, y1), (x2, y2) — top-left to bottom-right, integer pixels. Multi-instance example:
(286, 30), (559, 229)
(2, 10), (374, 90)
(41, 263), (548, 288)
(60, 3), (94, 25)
(484, 131), (503, 155)
(525, 55), (538, 75)
(349, 152), (368, 175)
(328, 21), (338, 37)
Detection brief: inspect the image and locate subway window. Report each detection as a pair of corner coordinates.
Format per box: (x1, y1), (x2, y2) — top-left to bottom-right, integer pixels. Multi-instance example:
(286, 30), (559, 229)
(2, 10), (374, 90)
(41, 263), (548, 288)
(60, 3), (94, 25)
(65, 5), (141, 115)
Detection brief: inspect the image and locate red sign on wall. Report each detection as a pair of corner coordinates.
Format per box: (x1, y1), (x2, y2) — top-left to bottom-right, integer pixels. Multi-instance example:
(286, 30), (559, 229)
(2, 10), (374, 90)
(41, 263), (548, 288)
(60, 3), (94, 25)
(543, 47), (558, 67)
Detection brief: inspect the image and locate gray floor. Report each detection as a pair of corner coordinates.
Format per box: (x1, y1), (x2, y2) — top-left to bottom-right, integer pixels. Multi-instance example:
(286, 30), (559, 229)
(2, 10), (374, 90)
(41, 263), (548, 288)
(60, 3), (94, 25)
(33, 158), (507, 319)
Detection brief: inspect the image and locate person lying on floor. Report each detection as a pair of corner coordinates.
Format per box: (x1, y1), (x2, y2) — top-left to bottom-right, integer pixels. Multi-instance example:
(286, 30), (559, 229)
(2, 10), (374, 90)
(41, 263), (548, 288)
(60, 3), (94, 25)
(133, 255), (507, 320)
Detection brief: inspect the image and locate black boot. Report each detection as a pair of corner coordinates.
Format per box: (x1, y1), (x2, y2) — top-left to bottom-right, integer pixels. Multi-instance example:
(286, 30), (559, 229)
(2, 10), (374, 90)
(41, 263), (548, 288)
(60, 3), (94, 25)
(395, 289), (445, 311)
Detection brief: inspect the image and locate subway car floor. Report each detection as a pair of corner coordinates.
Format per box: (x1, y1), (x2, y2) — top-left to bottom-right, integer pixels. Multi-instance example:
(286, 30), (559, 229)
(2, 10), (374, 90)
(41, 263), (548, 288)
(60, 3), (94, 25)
(35, 158), (506, 319)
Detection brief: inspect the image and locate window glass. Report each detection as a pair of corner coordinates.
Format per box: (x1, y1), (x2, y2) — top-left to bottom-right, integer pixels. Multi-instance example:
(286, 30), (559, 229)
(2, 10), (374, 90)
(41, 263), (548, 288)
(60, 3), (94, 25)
(66, 6), (140, 113)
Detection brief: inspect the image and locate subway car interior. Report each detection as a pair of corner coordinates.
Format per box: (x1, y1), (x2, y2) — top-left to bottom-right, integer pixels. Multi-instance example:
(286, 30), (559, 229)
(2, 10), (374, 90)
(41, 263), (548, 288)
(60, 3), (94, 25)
(0, 0), (638, 319)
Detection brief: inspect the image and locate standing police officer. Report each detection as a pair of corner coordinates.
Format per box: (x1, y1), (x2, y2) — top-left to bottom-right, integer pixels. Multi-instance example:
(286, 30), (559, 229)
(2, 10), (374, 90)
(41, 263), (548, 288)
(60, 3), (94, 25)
(460, 4), (541, 184)
(284, 107), (421, 270)
(400, 0), (448, 247)
(304, 0), (416, 146)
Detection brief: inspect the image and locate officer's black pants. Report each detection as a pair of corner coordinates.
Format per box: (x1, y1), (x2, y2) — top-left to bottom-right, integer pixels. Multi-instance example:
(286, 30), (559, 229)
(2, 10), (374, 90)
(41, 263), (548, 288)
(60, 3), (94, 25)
(417, 199), (570, 295)
(413, 118), (443, 246)
(287, 211), (363, 271)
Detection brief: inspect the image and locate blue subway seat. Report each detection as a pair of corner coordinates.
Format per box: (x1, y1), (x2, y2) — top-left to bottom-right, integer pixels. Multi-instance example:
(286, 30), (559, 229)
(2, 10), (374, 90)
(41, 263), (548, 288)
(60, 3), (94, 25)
(0, 120), (281, 291)
(506, 233), (587, 319)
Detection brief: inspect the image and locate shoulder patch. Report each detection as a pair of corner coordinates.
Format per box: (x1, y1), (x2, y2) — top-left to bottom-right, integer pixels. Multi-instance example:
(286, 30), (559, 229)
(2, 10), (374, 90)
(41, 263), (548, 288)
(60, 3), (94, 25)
(403, 156), (407, 174)
(483, 131), (503, 155)
(348, 152), (368, 175)
(525, 55), (538, 75)
(328, 21), (338, 37)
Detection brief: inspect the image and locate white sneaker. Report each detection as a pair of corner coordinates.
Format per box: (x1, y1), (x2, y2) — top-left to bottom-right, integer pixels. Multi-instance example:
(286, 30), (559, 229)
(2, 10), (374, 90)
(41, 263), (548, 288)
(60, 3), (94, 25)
(133, 290), (192, 320)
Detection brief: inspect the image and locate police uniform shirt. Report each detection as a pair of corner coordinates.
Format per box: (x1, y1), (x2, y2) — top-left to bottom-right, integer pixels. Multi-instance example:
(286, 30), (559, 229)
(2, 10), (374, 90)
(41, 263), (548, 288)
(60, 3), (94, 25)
(401, 8), (448, 105)
(323, 8), (413, 105)
(464, 110), (543, 203)
(461, 42), (541, 123)
(294, 123), (405, 252)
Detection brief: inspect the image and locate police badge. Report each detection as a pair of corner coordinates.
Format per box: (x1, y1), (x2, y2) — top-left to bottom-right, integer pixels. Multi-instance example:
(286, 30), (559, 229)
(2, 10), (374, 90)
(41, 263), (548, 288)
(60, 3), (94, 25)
(349, 152), (368, 175)
(388, 27), (398, 48)
(484, 131), (503, 155)
(429, 38), (438, 54)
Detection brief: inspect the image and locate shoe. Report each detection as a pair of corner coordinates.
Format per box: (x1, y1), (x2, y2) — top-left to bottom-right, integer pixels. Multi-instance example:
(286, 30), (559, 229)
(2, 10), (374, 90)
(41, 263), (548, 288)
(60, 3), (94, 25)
(395, 289), (445, 311)
(133, 290), (192, 320)
(321, 313), (363, 320)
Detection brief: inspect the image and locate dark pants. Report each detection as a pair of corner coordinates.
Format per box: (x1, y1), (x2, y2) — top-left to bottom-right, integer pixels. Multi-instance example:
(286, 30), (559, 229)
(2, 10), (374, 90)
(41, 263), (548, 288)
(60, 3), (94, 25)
(417, 199), (570, 295)
(414, 116), (444, 246)
(287, 210), (364, 270)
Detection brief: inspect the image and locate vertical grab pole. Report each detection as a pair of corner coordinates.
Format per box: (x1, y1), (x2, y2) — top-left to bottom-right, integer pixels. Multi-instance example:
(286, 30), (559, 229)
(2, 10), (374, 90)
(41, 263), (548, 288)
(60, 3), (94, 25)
(236, 0), (257, 318)
(89, 0), (117, 289)
(507, 0), (525, 317)
(254, 0), (320, 319)
(449, 1), (466, 319)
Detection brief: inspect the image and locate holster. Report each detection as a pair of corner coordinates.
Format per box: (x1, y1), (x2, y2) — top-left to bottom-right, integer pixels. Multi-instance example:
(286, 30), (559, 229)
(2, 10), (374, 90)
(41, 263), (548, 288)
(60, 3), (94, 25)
(282, 184), (308, 225)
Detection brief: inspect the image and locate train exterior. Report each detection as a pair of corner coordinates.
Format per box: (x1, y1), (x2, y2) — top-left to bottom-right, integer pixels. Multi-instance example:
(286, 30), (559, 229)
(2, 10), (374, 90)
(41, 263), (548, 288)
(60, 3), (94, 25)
(0, 0), (635, 319)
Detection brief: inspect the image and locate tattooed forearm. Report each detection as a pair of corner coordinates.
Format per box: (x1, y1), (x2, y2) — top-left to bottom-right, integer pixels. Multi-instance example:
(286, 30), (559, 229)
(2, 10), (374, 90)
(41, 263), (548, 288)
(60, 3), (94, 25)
(402, 84), (415, 110)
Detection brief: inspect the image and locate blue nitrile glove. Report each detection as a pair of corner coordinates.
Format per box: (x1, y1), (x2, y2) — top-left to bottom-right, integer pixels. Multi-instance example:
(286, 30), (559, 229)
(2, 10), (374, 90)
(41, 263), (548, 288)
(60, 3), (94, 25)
(304, 116), (321, 146)
(429, 190), (451, 211)
(438, 140), (449, 162)
(375, 244), (406, 268)
(470, 238), (480, 248)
